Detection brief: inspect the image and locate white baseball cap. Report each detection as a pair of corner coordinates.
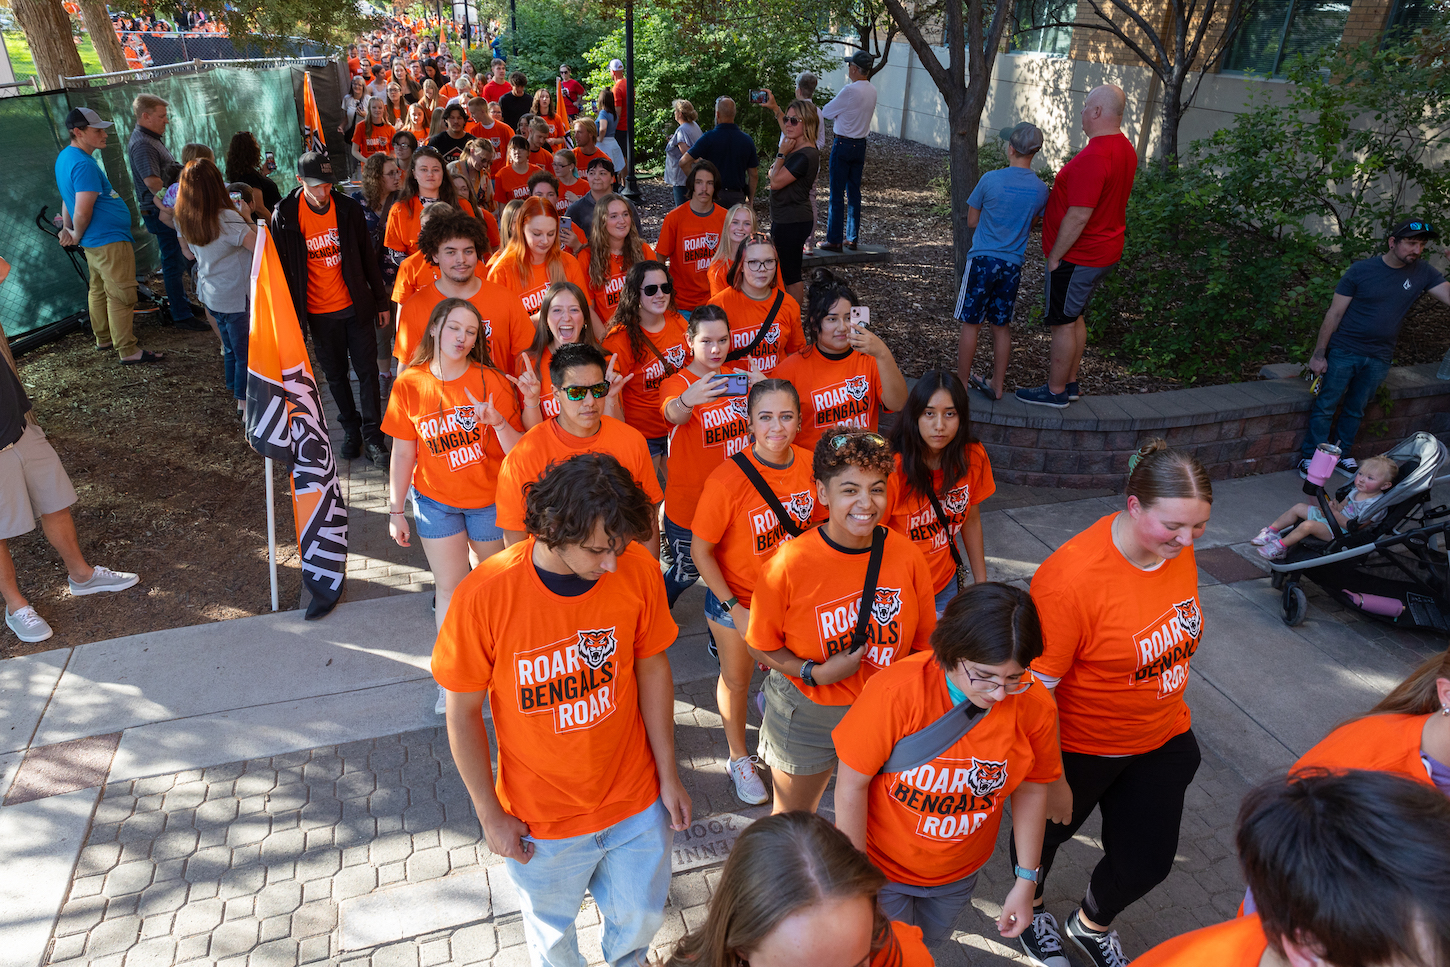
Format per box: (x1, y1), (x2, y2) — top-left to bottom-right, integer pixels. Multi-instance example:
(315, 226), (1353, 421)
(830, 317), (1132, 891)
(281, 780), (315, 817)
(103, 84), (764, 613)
(608, 59), (624, 71)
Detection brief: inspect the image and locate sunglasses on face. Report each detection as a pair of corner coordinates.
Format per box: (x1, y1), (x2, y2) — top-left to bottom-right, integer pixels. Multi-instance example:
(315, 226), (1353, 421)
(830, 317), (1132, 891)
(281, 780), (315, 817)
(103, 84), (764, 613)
(783, 116), (802, 124)
(641, 282), (673, 296)
(831, 432), (888, 450)
(561, 382), (609, 401)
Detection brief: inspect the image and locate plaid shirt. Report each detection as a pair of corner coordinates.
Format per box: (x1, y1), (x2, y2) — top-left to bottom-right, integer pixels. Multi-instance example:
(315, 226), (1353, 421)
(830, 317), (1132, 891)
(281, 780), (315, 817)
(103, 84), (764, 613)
(126, 123), (174, 215)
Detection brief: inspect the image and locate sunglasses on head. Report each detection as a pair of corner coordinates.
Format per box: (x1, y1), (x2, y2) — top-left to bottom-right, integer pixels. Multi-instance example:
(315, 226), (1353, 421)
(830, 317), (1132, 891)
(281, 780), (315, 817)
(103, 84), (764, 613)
(641, 282), (673, 296)
(561, 381), (609, 401)
(831, 432), (889, 450)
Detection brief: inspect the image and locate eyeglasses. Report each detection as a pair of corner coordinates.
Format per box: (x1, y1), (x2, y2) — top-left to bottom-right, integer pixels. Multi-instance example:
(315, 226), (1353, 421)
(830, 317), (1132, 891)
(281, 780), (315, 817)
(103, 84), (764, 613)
(641, 282), (673, 296)
(783, 116), (802, 124)
(830, 432), (888, 449)
(746, 259), (777, 271)
(561, 382), (609, 401)
(961, 668), (1034, 696)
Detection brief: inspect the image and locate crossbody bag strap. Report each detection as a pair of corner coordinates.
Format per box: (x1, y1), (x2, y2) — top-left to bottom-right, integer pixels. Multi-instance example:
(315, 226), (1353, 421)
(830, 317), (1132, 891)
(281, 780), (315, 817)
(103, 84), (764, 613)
(923, 488), (966, 570)
(636, 329), (679, 377)
(848, 526), (886, 653)
(725, 290), (785, 361)
(731, 452), (804, 538)
(878, 700), (991, 775)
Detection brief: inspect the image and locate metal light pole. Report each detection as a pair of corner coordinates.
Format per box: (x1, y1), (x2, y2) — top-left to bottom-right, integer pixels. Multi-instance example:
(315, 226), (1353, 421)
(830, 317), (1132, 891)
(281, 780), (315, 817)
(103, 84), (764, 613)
(619, 0), (641, 202)
(510, 0), (518, 57)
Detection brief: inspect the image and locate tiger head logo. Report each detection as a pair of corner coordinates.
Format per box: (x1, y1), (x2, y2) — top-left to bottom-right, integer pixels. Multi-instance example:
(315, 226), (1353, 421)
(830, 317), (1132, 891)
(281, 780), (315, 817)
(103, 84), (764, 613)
(941, 485), (969, 516)
(575, 629), (618, 670)
(784, 491), (814, 525)
(870, 588), (902, 626)
(453, 405), (478, 432)
(726, 395), (749, 421)
(483, 321), (493, 339)
(1173, 597), (1203, 640)
(765, 323), (781, 345)
(964, 757), (1008, 798)
(664, 345), (688, 369)
(844, 376), (871, 402)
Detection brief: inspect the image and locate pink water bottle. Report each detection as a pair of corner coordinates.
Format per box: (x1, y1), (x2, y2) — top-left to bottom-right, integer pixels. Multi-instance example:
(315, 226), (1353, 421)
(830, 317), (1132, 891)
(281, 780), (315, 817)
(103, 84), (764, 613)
(1305, 443), (1340, 487)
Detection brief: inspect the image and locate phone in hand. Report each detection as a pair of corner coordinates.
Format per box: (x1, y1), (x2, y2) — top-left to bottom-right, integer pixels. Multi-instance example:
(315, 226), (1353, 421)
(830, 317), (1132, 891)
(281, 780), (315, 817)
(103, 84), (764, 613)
(229, 191), (246, 211)
(264, 150), (276, 173)
(560, 214), (572, 233)
(719, 373), (751, 396)
(849, 306), (870, 327)
(748, 89), (769, 105)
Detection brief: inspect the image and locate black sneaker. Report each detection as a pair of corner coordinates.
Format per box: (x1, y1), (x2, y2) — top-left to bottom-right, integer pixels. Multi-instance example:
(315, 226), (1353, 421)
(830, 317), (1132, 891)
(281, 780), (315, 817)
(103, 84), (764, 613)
(1065, 910), (1129, 967)
(1019, 909), (1070, 967)
(365, 441), (390, 470)
(1336, 454), (1359, 474)
(340, 434), (362, 460)
(1015, 384), (1071, 408)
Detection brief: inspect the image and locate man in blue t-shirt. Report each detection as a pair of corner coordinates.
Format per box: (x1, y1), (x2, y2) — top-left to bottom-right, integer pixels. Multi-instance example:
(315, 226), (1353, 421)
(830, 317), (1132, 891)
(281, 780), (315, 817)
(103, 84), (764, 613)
(955, 122), (1049, 401)
(55, 107), (161, 365)
(1299, 218), (1449, 476)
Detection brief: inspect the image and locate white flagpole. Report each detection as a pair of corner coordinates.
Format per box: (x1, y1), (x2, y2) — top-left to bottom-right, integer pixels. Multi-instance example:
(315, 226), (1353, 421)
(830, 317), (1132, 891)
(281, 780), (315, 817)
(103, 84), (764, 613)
(266, 455), (279, 612)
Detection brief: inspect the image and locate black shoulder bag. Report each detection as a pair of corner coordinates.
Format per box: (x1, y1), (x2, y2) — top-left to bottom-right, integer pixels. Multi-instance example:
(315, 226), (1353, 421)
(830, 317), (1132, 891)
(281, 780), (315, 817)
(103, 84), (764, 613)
(847, 526), (887, 653)
(730, 451), (806, 539)
(923, 488), (970, 593)
(725, 290), (785, 362)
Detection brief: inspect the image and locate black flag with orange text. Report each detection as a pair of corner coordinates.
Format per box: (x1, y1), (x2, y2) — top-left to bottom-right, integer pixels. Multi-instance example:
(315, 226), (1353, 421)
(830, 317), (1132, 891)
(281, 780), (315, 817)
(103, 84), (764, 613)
(245, 225), (347, 619)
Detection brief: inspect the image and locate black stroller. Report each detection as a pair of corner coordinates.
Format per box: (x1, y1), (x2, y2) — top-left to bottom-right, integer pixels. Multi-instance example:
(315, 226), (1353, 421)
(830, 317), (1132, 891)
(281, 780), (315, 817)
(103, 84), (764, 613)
(1269, 431), (1450, 630)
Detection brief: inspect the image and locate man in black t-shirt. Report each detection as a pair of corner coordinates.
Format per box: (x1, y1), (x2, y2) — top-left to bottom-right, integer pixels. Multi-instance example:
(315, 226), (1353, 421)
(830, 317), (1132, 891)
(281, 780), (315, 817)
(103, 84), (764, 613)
(499, 72), (532, 132)
(427, 105), (473, 163)
(1299, 218), (1450, 476)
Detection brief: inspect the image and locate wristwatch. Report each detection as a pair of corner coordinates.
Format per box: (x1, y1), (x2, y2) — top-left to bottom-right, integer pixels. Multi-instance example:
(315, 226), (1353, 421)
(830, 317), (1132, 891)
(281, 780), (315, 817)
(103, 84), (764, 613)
(1013, 864), (1042, 883)
(799, 660), (817, 687)
(721, 596), (739, 612)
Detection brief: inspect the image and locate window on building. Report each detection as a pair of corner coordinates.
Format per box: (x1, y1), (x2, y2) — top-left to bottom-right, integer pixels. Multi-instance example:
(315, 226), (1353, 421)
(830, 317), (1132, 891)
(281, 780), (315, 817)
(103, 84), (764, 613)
(1010, 0), (1077, 55)
(1384, 0), (1437, 43)
(1223, 0), (1351, 75)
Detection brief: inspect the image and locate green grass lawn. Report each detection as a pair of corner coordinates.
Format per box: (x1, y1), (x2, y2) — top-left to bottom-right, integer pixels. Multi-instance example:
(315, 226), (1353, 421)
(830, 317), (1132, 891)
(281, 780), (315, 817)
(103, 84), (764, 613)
(4, 30), (106, 85)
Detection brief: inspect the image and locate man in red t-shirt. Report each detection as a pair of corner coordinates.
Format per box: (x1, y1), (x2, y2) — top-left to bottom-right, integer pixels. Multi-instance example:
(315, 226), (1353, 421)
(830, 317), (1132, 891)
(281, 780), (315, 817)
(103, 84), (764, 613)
(1016, 84), (1137, 410)
(480, 58), (511, 103)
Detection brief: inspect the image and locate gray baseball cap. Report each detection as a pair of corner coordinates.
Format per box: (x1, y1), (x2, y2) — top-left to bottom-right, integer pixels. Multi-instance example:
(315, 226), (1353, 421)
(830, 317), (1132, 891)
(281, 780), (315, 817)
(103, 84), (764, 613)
(999, 122), (1044, 155)
(65, 107), (114, 130)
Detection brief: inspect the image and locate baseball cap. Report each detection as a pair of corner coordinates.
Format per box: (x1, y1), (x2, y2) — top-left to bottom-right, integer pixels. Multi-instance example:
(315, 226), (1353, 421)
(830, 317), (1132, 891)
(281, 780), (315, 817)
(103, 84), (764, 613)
(844, 50), (874, 71)
(64, 107), (113, 130)
(999, 121), (1044, 155)
(586, 156), (616, 174)
(1388, 218), (1438, 240)
(297, 152), (334, 187)
(608, 58), (624, 71)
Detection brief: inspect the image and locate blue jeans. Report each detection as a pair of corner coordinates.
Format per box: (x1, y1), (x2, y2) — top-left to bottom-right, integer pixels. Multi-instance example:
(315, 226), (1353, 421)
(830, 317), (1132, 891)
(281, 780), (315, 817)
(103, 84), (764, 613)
(212, 308), (249, 400)
(141, 211), (195, 320)
(662, 516), (697, 607)
(1299, 348), (1392, 459)
(506, 799), (671, 967)
(825, 136), (867, 245)
(671, 185), (688, 208)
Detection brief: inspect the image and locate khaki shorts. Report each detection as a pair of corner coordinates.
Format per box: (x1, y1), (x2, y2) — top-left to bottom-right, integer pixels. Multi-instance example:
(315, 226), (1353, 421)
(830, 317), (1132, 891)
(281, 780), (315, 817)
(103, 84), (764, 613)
(0, 424), (77, 540)
(758, 669), (850, 776)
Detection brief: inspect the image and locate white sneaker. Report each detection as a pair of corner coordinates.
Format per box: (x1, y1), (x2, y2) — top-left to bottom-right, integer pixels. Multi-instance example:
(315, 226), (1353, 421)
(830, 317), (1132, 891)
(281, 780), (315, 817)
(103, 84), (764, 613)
(68, 565), (140, 596)
(727, 756), (769, 805)
(435, 685), (448, 715)
(6, 605), (54, 643)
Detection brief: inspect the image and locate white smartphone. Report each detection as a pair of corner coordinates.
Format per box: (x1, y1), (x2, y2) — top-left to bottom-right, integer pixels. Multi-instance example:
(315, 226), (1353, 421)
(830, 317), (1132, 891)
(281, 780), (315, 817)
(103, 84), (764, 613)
(850, 306), (870, 327)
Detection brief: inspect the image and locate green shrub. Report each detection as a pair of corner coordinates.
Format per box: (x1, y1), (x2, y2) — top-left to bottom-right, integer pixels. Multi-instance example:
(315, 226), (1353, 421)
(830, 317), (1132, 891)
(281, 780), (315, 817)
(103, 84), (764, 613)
(482, 0), (612, 91)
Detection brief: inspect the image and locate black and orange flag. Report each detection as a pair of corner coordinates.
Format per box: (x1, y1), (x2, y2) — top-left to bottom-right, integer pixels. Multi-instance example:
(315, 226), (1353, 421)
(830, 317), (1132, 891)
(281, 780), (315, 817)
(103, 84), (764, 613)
(302, 72), (327, 156)
(245, 226), (348, 619)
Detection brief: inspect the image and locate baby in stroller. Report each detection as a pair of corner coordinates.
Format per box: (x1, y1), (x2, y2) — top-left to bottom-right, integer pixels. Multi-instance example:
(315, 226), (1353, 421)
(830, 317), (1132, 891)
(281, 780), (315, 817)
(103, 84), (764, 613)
(1254, 454), (1399, 560)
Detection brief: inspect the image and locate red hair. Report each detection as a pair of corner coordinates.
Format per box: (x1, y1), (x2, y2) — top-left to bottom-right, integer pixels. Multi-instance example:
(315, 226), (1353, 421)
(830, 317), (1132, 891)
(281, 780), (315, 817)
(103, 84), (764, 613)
(493, 196), (566, 288)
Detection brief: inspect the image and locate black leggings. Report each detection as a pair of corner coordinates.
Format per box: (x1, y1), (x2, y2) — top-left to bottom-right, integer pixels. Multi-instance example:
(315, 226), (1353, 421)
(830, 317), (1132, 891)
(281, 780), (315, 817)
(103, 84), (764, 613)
(1010, 728), (1201, 926)
(771, 220), (812, 286)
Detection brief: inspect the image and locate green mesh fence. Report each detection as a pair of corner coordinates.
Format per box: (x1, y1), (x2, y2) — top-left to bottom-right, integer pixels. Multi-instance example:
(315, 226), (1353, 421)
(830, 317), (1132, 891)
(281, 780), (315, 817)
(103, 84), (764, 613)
(1, 64), (343, 343)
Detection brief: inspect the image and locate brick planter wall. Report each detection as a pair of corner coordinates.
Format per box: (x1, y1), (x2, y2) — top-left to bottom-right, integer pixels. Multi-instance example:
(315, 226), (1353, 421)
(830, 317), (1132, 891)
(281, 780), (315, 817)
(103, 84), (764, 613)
(959, 364), (1449, 489)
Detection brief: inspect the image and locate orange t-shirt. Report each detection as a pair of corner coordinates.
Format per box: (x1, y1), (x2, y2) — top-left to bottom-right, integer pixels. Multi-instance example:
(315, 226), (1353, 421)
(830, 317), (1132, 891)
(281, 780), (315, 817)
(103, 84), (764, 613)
(600, 311), (689, 439)
(383, 196), (478, 256)
(494, 416), (665, 532)
(558, 178), (590, 215)
(380, 363), (522, 507)
(873, 922), (935, 967)
(578, 242), (659, 323)
(885, 449), (996, 595)
(1030, 513), (1203, 756)
(707, 258), (782, 299)
(655, 203), (727, 309)
(834, 652), (1061, 885)
(773, 348), (885, 452)
(524, 345), (560, 420)
(296, 197), (351, 314)
(692, 445), (824, 608)
(1129, 914), (1268, 966)
(438, 83), (458, 101)
(746, 527), (937, 706)
(466, 120), (514, 157)
(391, 249), (488, 304)
(352, 122), (396, 158)
(493, 163), (542, 206)
(659, 368), (754, 528)
(407, 122), (431, 145)
(431, 539), (676, 839)
(714, 287), (806, 375)
(486, 251), (589, 316)
(1292, 713), (1437, 788)
(394, 280), (535, 375)
(572, 144), (607, 171)
(529, 147), (554, 169)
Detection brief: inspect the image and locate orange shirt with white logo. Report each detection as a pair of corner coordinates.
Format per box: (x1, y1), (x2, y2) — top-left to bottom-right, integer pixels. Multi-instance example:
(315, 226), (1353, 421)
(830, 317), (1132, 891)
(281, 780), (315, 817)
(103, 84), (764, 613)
(655, 203), (727, 310)
(352, 122), (396, 158)
(384, 196), (477, 257)
(773, 348), (884, 452)
(493, 163), (542, 206)
(747, 527), (937, 706)
(381, 363), (522, 507)
(431, 539), (676, 839)
(692, 445), (825, 607)
(600, 311), (689, 439)
(1292, 713), (1437, 788)
(394, 280), (535, 375)
(835, 652), (1061, 885)
(714, 287), (806, 375)
(1030, 513), (1203, 756)
(529, 147), (555, 169)
(885, 449), (996, 595)
(391, 250), (489, 304)
(486, 252), (589, 317)
(466, 120), (514, 157)
(494, 416), (664, 532)
(660, 368), (754, 528)
(578, 242), (659, 323)
(706, 259), (782, 299)
(297, 197), (352, 314)
(873, 922), (936, 967)
(1129, 914), (1267, 966)
(558, 178), (590, 214)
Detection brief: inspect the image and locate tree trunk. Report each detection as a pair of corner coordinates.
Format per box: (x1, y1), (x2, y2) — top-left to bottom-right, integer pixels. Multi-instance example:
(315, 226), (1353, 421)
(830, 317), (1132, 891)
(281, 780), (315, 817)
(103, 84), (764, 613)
(1158, 74), (1185, 175)
(77, 0), (129, 74)
(11, 0), (86, 90)
(949, 98), (980, 282)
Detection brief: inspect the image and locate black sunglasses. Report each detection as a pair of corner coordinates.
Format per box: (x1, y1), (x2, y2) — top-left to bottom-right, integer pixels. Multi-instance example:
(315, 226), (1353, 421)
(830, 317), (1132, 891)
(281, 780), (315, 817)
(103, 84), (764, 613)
(642, 282), (673, 296)
(783, 116), (802, 124)
(561, 381), (609, 401)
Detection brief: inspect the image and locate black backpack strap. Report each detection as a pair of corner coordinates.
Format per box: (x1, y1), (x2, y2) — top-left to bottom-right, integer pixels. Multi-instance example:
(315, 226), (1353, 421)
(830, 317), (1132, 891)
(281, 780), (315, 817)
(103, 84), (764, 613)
(923, 488), (966, 571)
(848, 526), (886, 653)
(731, 452), (804, 538)
(878, 700), (990, 775)
(726, 290), (785, 361)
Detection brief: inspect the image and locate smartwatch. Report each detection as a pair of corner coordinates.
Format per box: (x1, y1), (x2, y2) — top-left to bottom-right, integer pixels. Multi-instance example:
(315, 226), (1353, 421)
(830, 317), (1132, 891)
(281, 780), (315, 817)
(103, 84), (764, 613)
(1013, 864), (1042, 883)
(721, 596), (739, 612)
(799, 660), (817, 688)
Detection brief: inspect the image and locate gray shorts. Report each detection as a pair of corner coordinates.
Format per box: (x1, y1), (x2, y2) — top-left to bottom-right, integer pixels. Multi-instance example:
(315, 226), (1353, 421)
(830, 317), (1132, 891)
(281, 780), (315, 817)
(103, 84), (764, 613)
(879, 872), (980, 944)
(1045, 259), (1115, 325)
(758, 669), (850, 776)
(0, 424), (78, 540)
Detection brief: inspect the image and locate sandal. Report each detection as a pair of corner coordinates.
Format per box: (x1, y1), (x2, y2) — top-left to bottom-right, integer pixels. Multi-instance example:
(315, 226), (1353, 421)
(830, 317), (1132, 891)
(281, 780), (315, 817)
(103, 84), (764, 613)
(95, 343), (113, 352)
(968, 372), (1001, 401)
(119, 350), (164, 365)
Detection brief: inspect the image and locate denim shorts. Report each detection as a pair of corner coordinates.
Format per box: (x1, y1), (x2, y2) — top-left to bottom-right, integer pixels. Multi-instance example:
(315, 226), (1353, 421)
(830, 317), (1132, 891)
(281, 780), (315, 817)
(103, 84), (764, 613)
(410, 488), (503, 542)
(934, 582), (957, 618)
(704, 588), (737, 629)
(646, 435), (668, 458)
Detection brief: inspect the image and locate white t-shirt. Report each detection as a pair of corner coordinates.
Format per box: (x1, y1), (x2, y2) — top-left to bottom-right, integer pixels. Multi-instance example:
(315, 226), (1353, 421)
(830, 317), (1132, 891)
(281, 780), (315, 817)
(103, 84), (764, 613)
(820, 79), (877, 140)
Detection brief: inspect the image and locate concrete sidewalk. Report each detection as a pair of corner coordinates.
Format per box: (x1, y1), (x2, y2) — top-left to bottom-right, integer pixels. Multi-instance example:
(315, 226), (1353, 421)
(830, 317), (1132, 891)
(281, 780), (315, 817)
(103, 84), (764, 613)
(1, 467), (1444, 967)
